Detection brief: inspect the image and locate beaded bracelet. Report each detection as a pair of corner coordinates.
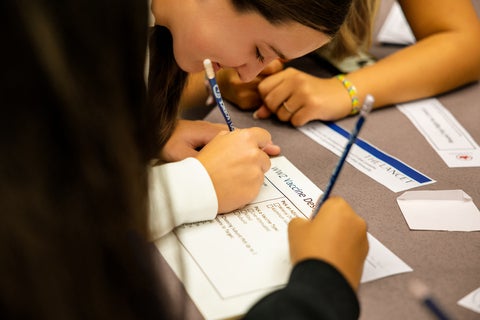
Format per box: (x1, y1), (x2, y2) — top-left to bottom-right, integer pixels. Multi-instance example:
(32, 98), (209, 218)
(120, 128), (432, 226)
(336, 74), (360, 115)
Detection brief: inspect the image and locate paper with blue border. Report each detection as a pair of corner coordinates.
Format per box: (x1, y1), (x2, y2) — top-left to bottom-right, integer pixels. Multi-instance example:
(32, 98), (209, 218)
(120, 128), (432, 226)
(299, 122), (435, 192)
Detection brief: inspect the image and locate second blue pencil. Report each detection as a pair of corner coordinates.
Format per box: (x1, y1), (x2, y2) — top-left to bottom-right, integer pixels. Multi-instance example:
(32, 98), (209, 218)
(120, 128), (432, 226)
(311, 94), (374, 219)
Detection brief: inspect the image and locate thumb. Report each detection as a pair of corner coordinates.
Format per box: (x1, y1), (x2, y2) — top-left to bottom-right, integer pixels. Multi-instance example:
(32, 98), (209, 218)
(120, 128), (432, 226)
(288, 217), (308, 232)
(262, 142), (281, 156)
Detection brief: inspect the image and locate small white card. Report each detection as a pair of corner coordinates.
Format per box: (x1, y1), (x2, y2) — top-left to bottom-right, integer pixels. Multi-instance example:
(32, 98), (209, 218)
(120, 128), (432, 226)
(458, 287), (480, 314)
(397, 98), (480, 168)
(396, 190), (480, 231)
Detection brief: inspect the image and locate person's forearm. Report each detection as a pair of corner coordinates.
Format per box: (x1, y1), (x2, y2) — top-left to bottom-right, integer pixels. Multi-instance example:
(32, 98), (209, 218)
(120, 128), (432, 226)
(244, 260), (360, 320)
(347, 30), (480, 109)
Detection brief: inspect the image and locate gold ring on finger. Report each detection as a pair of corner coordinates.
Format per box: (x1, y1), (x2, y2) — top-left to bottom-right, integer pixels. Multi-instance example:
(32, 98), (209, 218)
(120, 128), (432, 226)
(282, 101), (294, 113)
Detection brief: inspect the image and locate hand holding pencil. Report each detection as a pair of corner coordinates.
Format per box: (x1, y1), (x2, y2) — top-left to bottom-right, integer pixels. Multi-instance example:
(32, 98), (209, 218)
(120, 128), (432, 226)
(289, 196), (369, 291)
(288, 95), (373, 292)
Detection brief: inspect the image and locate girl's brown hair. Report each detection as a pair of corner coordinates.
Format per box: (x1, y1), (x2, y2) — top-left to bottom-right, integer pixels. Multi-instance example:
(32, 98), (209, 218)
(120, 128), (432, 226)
(1, 0), (172, 318)
(318, 0), (380, 61)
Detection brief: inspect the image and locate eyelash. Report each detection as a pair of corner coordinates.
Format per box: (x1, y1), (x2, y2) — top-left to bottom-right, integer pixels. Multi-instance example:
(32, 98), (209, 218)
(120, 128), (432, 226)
(256, 47), (265, 63)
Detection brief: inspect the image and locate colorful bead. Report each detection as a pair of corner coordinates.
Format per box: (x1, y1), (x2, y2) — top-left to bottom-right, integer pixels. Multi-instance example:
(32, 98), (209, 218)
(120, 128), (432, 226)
(336, 74), (360, 115)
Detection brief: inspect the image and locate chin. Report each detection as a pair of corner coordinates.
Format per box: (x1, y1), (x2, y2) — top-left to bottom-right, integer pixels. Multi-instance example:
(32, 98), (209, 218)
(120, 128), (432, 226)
(173, 54), (203, 73)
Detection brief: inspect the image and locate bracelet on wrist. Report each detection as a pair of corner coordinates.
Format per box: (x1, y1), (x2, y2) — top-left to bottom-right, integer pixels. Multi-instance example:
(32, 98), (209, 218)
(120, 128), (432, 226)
(335, 74), (360, 115)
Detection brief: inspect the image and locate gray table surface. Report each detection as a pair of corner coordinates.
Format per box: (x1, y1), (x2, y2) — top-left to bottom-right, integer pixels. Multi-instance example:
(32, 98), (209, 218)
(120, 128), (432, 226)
(202, 78), (480, 320)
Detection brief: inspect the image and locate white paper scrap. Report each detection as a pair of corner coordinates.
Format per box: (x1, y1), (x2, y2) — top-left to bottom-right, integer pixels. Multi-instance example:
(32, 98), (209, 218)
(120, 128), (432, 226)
(377, 1), (416, 45)
(396, 190), (480, 231)
(458, 287), (480, 314)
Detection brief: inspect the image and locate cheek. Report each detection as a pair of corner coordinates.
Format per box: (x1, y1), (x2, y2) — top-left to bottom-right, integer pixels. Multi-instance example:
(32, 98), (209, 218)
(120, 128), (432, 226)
(176, 39), (236, 72)
(217, 36), (252, 65)
(171, 27), (252, 72)
(172, 43), (195, 72)
(171, 35), (208, 72)
(168, 23), (208, 70)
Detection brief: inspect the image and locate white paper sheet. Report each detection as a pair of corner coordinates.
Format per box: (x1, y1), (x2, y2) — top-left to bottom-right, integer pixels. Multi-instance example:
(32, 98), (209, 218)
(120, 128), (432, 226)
(397, 98), (480, 167)
(377, 1), (416, 45)
(299, 122), (435, 192)
(155, 156), (412, 320)
(458, 287), (480, 314)
(396, 190), (480, 231)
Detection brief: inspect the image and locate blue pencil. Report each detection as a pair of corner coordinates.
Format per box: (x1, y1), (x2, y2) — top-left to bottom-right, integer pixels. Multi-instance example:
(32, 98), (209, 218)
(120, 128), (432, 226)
(409, 279), (452, 320)
(311, 94), (374, 219)
(203, 59), (235, 131)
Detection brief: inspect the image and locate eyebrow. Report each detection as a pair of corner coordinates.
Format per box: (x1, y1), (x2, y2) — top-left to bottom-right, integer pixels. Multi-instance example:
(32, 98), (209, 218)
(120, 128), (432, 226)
(269, 44), (287, 60)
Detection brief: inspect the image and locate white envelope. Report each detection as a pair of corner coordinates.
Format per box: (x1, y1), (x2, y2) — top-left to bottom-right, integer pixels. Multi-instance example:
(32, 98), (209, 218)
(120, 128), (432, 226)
(396, 190), (480, 231)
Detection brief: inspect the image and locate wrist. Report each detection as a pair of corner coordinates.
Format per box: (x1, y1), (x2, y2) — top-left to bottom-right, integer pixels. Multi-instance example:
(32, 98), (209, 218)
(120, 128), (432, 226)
(335, 74), (360, 115)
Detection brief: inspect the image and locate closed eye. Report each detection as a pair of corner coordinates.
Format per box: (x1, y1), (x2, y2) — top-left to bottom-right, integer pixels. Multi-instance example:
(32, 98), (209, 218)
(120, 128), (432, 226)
(255, 47), (265, 64)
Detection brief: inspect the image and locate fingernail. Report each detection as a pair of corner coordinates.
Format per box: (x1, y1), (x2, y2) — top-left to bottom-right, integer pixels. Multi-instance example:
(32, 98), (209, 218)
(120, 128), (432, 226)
(252, 110), (259, 119)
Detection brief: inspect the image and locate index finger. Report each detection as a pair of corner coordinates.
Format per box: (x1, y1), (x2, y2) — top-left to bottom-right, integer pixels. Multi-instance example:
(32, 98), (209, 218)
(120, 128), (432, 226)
(242, 127), (275, 150)
(259, 59), (284, 76)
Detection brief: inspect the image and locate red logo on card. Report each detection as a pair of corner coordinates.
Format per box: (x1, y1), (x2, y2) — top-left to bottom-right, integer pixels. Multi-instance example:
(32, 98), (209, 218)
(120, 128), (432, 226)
(456, 154), (473, 161)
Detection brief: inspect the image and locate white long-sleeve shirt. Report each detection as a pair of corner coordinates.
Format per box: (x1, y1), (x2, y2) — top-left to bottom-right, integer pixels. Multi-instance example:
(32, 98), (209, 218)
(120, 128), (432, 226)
(148, 157), (218, 240)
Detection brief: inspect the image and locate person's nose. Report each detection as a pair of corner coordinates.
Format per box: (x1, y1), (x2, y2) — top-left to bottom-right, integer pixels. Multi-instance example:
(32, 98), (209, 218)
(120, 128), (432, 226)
(234, 60), (266, 82)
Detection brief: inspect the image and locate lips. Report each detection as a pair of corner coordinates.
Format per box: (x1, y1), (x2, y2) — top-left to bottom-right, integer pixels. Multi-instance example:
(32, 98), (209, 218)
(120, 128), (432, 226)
(212, 61), (222, 72)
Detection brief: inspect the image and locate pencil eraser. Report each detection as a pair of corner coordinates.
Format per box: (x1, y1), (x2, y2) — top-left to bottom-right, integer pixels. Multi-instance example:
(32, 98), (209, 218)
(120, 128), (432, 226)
(362, 94), (375, 113)
(203, 59), (215, 79)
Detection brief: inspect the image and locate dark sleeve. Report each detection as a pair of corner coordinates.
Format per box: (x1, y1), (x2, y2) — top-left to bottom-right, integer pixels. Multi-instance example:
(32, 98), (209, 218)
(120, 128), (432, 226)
(243, 259), (360, 320)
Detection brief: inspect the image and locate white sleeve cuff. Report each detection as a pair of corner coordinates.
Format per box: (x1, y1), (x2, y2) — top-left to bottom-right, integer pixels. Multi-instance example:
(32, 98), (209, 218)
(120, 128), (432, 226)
(148, 157), (218, 240)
